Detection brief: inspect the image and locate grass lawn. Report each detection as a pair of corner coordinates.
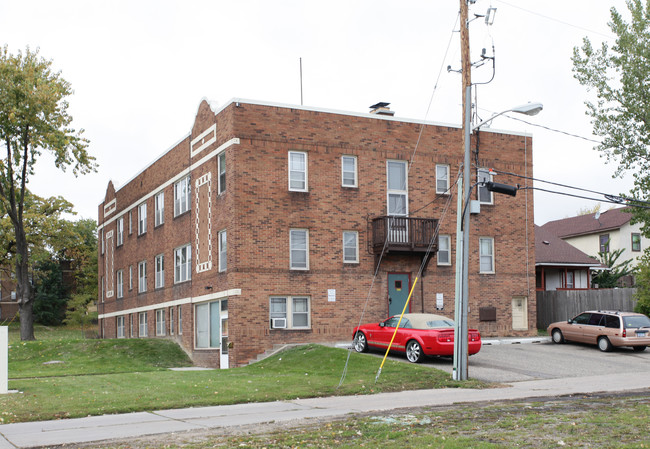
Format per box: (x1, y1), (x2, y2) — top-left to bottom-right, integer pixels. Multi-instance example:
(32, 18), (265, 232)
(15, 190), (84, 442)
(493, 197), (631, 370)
(1, 325), (484, 424)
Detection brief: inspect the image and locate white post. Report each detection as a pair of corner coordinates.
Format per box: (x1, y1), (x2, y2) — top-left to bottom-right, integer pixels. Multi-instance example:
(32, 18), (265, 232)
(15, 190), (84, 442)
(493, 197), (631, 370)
(0, 326), (7, 394)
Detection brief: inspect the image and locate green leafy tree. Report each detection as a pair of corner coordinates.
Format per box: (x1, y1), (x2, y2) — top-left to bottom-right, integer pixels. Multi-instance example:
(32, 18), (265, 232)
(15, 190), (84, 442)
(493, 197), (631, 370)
(572, 0), (650, 234)
(33, 260), (69, 325)
(634, 251), (650, 315)
(0, 46), (95, 341)
(64, 293), (97, 338)
(591, 247), (635, 288)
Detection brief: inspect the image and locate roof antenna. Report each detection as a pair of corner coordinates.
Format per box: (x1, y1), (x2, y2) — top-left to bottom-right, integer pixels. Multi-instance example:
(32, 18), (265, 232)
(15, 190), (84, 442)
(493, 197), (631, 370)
(299, 57), (304, 106)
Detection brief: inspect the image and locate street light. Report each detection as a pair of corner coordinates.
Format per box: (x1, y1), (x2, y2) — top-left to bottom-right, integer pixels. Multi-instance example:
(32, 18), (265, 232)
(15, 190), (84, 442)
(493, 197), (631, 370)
(452, 94), (543, 381)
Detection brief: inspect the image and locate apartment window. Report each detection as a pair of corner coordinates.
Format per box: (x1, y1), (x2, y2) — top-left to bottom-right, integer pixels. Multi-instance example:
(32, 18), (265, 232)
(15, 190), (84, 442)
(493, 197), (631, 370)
(178, 305), (183, 335)
(138, 260), (147, 293)
(218, 230), (227, 272)
(130, 314), (134, 338)
(11, 291), (16, 300)
(101, 229), (104, 254)
(129, 265), (133, 291)
(155, 254), (164, 289)
(270, 296), (310, 329)
(218, 152), (226, 194)
(437, 235), (451, 265)
(479, 237), (495, 273)
(156, 309), (166, 336)
(599, 234), (610, 253)
(478, 169), (493, 204)
(343, 231), (359, 263)
(174, 244), (192, 283)
(116, 218), (124, 246)
(195, 301), (222, 349)
(155, 192), (165, 226)
(117, 316), (125, 338)
(289, 151), (307, 191)
(174, 176), (190, 216)
(290, 229), (309, 270)
(169, 307), (174, 336)
(139, 312), (148, 337)
(341, 155), (358, 188)
(632, 233), (642, 252)
(128, 211), (132, 235)
(387, 160), (408, 216)
(436, 164), (450, 194)
(116, 269), (124, 298)
(138, 203), (147, 235)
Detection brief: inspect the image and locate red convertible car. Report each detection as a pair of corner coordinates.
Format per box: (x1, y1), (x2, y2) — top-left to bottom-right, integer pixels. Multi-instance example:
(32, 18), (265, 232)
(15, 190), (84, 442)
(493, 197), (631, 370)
(353, 313), (482, 363)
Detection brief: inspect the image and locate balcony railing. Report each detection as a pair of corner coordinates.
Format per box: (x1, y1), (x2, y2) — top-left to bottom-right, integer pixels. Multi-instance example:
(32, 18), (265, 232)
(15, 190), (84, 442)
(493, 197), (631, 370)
(371, 216), (439, 254)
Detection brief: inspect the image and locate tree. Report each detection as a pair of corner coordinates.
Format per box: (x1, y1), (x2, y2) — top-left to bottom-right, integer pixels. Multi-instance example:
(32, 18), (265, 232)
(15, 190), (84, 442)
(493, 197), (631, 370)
(64, 293), (97, 338)
(634, 252), (650, 315)
(0, 46), (95, 340)
(572, 0), (650, 234)
(576, 204), (601, 216)
(591, 247), (635, 288)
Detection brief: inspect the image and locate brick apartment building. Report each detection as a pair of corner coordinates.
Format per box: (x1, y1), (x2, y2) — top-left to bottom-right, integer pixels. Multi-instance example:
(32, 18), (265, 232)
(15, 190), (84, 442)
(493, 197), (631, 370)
(97, 98), (536, 368)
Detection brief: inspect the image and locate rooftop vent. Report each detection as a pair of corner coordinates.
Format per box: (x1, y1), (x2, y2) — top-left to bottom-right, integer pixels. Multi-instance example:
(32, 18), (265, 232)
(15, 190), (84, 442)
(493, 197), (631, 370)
(369, 102), (395, 116)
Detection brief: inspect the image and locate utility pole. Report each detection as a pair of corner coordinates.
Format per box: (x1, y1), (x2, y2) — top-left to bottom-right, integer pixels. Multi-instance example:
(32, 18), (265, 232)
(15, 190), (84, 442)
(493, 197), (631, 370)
(453, 0), (472, 381)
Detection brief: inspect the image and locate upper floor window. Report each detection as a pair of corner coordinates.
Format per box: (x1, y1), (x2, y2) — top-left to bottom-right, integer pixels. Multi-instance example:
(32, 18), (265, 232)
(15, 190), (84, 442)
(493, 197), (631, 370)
(599, 234), (610, 253)
(341, 156), (358, 188)
(219, 230), (227, 272)
(436, 164), (450, 194)
(155, 192), (165, 226)
(116, 218), (124, 246)
(477, 169), (493, 204)
(138, 260), (147, 292)
(290, 229), (309, 270)
(343, 231), (358, 263)
(387, 160), (408, 216)
(479, 237), (495, 273)
(437, 235), (451, 265)
(289, 151), (308, 191)
(138, 203), (147, 235)
(174, 176), (190, 216)
(632, 233), (641, 252)
(218, 152), (226, 194)
(155, 254), (164, 289)
(174, 244), (192, 283)
(116, 269), (124, 298)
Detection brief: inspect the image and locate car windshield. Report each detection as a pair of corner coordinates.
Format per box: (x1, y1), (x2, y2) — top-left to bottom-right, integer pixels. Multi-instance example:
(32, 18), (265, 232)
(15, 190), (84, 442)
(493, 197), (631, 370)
(623, 315), (650, 329)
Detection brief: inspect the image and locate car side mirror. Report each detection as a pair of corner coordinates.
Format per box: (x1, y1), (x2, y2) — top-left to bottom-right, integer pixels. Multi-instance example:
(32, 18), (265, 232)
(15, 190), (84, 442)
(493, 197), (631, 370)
(379, 322), (385, 328)
(567, 319), (573, 324)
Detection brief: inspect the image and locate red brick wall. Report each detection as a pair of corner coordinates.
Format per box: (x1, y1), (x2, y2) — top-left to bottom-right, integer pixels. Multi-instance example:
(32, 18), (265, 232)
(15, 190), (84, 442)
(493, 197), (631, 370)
(98, 100), (536, 368)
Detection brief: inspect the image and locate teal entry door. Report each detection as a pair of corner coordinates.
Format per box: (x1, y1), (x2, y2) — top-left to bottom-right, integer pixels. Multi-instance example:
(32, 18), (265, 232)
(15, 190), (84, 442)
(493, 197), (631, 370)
(388, 273), (411, 317)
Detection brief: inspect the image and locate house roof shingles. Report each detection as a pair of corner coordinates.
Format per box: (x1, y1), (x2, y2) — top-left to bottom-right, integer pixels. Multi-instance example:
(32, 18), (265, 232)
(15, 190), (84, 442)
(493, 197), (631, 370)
(535, 225), (603, 267)
(540, 207), (632, 239)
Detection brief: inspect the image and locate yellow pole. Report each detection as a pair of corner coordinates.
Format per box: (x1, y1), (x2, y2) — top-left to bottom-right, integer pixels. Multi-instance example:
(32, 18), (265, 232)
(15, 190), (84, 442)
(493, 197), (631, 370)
(374, 276), (419, 382)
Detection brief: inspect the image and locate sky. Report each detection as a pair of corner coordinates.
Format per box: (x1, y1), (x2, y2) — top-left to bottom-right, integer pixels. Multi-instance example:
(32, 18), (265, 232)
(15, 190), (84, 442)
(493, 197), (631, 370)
(0, 0), (634, 226)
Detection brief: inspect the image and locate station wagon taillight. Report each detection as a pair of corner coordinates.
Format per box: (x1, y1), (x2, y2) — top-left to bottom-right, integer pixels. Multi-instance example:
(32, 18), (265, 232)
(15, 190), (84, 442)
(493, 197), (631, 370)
(622, 328), (627, 338)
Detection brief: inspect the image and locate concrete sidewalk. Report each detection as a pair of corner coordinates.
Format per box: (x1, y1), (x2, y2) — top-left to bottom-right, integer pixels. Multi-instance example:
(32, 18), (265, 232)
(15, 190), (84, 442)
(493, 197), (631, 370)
(1, 371), (648, 449)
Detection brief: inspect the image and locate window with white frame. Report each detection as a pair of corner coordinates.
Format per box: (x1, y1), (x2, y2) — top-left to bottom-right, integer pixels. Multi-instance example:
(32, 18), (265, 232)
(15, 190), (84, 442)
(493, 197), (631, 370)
(129, 265), (133, 291)
(101, 229), (104, 254)
(138, 203), (147, 235)
(178, 305), (183, 335)
(130, 314), (134, 338)
(174, 244), (192, 283)
(155, 254), (164, 288)
(155, 192), (165, 226)
(477, 169), (493, 204)
(290, 229), (309, 270)
(218, 230), (227, 272)
(116, 269), (124, 298)
(270, 296), (310, 329)
(437, 235), (451, 265)
(128, 211), (132, 235)
(479, 237), (495, 273)
(139, 312), (148, 337)
(195, 301), (222, 348)
(156, 309), (166, 336)
(341, 155), (358, 188)
(288, 151), (307, 191)
(138, 260), (147, 292)
(174, 176), (190, 216)
(218, 152), (226, 194)
(436, 164), (450, 194)
(117, 316), (125, 338)
(387, 160), (408, 216)
(169, 307), (174, 336)
(343, 231), (359, 263)
(117, 218), (124, 246)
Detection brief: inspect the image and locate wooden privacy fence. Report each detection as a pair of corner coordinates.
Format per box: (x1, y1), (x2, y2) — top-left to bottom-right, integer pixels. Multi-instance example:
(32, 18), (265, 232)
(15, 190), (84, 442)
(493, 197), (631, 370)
(537, 288), (638, 329)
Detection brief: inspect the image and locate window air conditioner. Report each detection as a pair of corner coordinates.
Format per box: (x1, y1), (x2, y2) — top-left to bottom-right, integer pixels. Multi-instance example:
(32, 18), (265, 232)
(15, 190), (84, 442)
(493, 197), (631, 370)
(271, 318), (287, 329)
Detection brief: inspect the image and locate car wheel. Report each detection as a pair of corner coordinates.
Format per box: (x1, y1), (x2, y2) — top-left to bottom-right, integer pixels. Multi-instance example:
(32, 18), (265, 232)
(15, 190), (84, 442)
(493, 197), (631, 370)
(353, 332), (368, 353)
(633, 345), (647, 352)
(598, 336), (613, 352)
(406, 340), (423, 363)
(551, 329), (565, 344)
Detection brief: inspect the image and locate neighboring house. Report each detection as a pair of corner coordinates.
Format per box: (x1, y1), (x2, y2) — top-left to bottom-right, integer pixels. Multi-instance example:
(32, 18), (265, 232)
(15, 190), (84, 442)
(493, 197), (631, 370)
(97, 98), (537, 368)
(0, 266), (18, 321)
(535, 225), (603, 291)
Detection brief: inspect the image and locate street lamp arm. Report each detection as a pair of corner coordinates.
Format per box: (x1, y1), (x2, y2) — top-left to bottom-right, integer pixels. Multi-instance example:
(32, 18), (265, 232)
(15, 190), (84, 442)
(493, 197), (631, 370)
(472, 102), (543, 132)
